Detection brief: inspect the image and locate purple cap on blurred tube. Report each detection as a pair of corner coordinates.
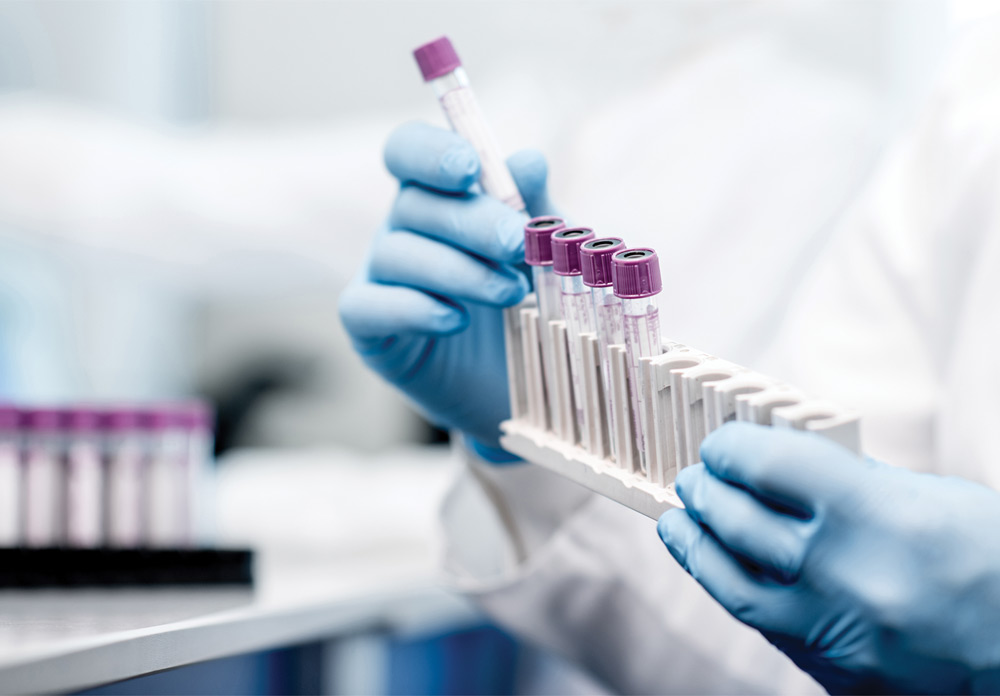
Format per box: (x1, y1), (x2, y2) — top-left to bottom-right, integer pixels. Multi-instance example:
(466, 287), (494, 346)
(101, 409), (141, 432)
(22, 408), (63, 431)
(67, 408), (101, 432)
(551, 227), (596, 276)
(524, 216), (566, 266)
(612, 249), (662, 299)
(0, 406), (18, 431)
(413, 36), (462, 81)
(581, 237), (625, 287)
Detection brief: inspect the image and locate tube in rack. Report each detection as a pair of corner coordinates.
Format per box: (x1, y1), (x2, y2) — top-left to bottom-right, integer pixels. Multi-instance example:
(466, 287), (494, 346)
(525, 216), (567, 432)
(104, 409), (146, 547)
(580, 237), (626, 461)
(65, 409), (103, 547)
(612, 249), (663, 475)
(0, 407), (19, 545)
(22, 408), (64, 546)
(144, 408), (189, 547)
(551, 227), (596, 444)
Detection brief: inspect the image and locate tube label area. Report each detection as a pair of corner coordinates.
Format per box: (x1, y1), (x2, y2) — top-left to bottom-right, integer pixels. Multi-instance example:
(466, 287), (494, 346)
(440, 87), (526, 211)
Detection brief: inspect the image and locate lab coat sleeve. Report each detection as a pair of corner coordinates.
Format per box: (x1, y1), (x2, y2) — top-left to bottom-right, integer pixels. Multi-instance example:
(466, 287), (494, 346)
(440, 445), (822, 695)
(0, 94), (398, 287)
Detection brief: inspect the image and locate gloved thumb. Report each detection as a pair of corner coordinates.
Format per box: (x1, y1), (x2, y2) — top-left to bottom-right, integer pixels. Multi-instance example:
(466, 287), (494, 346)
(507, 149), (559, 218)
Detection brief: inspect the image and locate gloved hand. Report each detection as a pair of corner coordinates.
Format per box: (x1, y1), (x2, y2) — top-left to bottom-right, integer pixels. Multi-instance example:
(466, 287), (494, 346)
(658, 422), (1000, 695)
(338, 121), (557, 459)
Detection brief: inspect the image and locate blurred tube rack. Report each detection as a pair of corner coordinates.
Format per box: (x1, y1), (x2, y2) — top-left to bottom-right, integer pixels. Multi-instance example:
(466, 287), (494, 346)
(0, 401), (252, 587)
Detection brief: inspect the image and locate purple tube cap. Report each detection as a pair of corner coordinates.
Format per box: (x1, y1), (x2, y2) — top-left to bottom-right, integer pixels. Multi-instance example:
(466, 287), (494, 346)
(67, 408), (102, 432)
(612, 248), (662, 298)
(551, 227), (596, 276)
(138, 408), (187, 431)
(101, 408), (142, 432)
(0, 405), (18, 431)
(580, 237), (625, 287)
(524, 216), (566, 266)
(22, 408), (64, 431)
(414, 36), (462, 82)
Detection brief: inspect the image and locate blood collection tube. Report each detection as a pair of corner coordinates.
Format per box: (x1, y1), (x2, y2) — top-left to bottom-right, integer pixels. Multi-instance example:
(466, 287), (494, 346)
(22, 408), (64, 546)
(612, 249), (663, 475)
(580, 237), (626, 460)
(414, 36), (525, 209)
(104, 409), (145, 547)
(143, 408), (189, 547)
(525, 216), (567, 432)
(65, 408), (104, 547)
(0, 406), (20, 546)
(551, 227), (596, 443)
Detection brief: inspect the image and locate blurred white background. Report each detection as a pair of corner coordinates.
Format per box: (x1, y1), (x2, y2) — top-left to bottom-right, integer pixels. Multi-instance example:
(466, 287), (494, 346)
(0, 0), (964, 453)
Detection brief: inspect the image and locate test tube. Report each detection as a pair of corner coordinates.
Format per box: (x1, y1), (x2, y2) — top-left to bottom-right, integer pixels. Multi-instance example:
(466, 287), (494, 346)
(612, 249), (663, 475)
(0, 407), (20, 546)
(580, 237), (626, 461)
(65, 408), (104, 547)
(414, 36), (525, 209)
(525, 216), (567, 433)
(143, 408), (189, 547)
(551, 227), (596, 444)
(104, 409), (145, 547)
(22, 408), (64, 547)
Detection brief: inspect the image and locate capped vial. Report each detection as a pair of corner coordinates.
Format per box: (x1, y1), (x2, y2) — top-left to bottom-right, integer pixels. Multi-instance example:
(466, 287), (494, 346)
(22, 408), (65, 547)
(103, 409), (146, 548)
(552, 227), (596, 446)
(414, 36), (525, 210)
(581, 237), (626, 462)
(525, 215), (567, 434)
(612, 249), (663, 475)
(0, 407), (20, 546)
(65, 408), (104, 548)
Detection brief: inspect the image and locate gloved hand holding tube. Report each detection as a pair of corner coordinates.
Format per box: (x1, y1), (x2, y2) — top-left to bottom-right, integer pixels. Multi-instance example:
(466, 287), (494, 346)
(658, 421), (1000, 694)
(338, 38), (559, 460)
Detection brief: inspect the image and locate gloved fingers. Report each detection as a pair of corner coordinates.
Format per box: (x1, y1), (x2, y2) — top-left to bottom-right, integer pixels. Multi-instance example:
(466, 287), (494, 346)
(658, 508), (795, 635)
(338, 281), (467, 340)
(384, 121), (480, 193)
(675, 464), (811, 583)
(369, 229), (529, 307)
(390, 184), (525, 263)
(700, 422), (861, 515)
(507, 149), (558, 217)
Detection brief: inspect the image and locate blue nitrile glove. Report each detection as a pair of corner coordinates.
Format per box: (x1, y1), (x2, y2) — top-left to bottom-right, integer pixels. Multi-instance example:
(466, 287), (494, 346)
(657, 422), (1000, 695)
(339, 122), (557, 460)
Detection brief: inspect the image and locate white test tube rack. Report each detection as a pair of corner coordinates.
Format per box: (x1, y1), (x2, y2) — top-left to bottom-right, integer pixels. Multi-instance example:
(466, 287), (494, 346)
(499, 294), (862, 520)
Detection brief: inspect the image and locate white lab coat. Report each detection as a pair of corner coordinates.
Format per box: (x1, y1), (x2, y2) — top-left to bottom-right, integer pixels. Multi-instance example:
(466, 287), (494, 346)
(439, 19), (1000, 696)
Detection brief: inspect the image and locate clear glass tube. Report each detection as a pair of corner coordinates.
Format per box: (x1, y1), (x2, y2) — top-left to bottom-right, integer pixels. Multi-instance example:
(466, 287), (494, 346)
(23, 428), (63, 547)
(430, 67), (526, 211)
(106, 429), (146, 548)
(560, 274), (595, 443)
(623, 295), (661, 474)
(0, 428), (19, 546)
(66, 431), (103, 547)
(147, 423), (189, 547)
(591, 285), (624, 461)
(533, 264), (564, 433)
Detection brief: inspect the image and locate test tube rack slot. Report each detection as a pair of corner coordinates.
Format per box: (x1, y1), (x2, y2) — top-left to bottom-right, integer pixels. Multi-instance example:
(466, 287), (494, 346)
(500, 294), (861, 520)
